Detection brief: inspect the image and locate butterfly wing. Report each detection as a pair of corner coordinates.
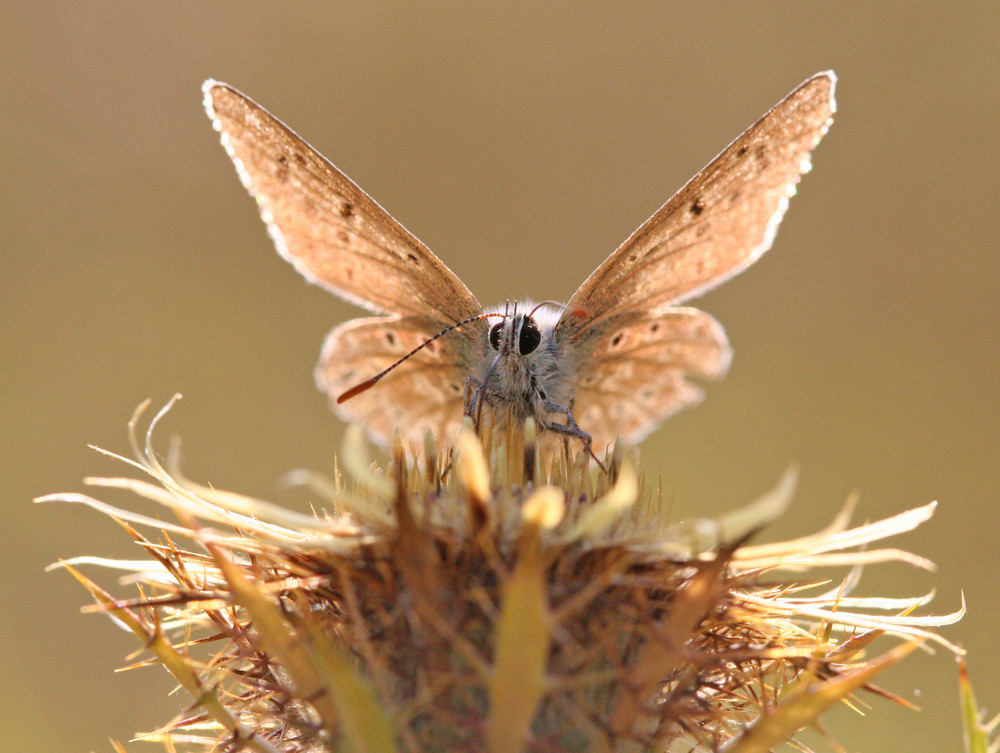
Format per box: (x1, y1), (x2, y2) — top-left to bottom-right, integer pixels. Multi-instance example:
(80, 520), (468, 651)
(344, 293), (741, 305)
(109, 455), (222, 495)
(204, 81), (482, 323)
(557, 73), (835, 447)
(560, 71), (836, 332)
(571, 308), (731, 450)
(317, 315), (484, 447)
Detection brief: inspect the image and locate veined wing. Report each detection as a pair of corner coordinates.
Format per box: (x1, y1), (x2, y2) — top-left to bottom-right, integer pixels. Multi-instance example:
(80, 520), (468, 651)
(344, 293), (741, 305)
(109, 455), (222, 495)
(317, 315), (484, 447)
(560, 72), (836, 338)
(571, 308), (731, 450)
(204, 81), (482, 323)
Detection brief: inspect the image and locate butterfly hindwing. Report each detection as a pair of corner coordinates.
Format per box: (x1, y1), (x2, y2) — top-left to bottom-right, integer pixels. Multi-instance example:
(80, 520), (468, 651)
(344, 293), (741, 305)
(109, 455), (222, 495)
(571, 307), (731, 450)
(317, 315), (486, 447)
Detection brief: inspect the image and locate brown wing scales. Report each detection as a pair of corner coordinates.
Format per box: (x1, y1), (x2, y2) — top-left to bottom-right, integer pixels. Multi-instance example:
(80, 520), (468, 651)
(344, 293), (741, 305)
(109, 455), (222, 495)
(572, 308), (731, 449)
(204, 81), (482, 324)
(561, 72), (836, 337)
(317, 315), (484, 448)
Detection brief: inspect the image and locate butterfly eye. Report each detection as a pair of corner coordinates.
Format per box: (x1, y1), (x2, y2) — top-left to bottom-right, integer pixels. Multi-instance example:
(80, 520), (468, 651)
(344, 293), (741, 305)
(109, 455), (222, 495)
(518, 316), (541, 355)
(489, 322), (504, 350)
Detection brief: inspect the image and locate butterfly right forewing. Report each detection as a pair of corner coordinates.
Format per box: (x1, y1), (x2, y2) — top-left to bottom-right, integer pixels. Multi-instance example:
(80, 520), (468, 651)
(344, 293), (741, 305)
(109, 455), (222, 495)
(204, 81), (483, 324)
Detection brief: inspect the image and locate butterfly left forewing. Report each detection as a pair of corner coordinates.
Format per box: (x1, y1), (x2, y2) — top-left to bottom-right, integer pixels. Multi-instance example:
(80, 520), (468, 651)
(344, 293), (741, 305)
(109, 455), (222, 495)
(571, 307), (731, 450)
(560, 72), (836, 338)
(553, 73), (835, 448)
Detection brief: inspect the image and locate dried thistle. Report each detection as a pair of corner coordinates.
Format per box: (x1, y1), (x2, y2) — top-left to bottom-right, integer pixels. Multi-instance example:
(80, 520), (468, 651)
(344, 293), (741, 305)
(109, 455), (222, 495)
(41, 397), (963, 752)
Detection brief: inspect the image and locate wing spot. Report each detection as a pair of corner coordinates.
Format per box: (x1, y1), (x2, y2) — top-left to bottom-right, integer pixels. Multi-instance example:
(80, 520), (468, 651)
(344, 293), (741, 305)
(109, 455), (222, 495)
(611, 333), (623, 347)
(690, 196), (706, 216)
(339, 202), (354, 220)
(294, 152), (308, 166)
(407, 252), (419, 264)
(451, 383), (461, 393)
(649, 322), (660, 333)
(275, 154), (289, 181)
(754, 144), (770, 169)
(736, 145), (749, 158)
(337, 230), (350, 245)
(385, 331), (396, 346)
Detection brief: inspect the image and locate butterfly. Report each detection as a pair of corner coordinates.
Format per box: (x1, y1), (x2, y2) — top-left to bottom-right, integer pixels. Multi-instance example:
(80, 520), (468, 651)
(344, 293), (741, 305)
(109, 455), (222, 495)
(204, 72), (835, 457)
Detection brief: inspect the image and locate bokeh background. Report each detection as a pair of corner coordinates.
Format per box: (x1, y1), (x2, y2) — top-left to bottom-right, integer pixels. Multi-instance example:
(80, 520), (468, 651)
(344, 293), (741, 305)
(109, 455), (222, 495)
(3, 4), (996, 751)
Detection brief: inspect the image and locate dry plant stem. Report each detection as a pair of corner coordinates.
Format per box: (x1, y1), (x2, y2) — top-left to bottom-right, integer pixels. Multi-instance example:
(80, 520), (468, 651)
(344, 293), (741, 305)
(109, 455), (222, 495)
(42, 399), (965, 752)
(959, 658), (1000, 753)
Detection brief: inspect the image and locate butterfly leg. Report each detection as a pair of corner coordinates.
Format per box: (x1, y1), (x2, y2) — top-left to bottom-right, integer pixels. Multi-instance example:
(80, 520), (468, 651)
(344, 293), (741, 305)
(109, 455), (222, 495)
(465, 377), (516, 437)
(464, 376), (493, 433)
(542, 401), (606, 471)
(464, 375), (482, 412)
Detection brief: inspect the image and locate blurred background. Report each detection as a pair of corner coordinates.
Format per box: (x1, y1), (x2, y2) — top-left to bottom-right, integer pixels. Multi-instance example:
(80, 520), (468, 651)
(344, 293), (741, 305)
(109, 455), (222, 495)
(3, 4), (996, 751)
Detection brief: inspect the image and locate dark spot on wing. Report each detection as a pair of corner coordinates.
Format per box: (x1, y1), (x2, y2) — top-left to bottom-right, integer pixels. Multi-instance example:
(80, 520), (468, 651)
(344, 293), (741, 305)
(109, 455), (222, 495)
(425, 341), (436, 353)
(337, 230), (350, 245)
(754, 144), (770, 169)
(649, 322), (660, 333)
(294, 152), (308, 167)
(690, 196), (705, 216)
(611, 333), (623, 347)
(275, 154), (289, 181)
(451, 383), (461, 393)
(736, 145), (749, 158)
(385, 331), (396, 346)
(339, 202), (354, 220)
(407, 252), (419, 264)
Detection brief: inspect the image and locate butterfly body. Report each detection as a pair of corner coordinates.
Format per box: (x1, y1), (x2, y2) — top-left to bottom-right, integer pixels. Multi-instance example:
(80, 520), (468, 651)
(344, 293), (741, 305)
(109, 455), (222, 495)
(204, 72), (836, 455)
(473, 302), (578, 432)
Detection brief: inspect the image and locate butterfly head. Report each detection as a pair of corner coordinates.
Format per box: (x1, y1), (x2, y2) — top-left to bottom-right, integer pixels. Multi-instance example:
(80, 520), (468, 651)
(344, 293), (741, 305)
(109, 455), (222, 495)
(478, 300), (572, 401)
(483, 300), (570, 362)
(488, 313), (542, 357)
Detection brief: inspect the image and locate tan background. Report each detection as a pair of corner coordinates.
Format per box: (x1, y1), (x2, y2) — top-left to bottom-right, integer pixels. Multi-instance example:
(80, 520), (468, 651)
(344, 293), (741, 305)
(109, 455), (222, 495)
(3, 4), (996, 751)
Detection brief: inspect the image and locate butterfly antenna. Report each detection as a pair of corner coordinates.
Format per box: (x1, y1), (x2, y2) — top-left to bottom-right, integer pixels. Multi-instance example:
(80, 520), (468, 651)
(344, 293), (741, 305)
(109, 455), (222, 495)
(337, 313), (502, 403)
(527, 300), (589, 319)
